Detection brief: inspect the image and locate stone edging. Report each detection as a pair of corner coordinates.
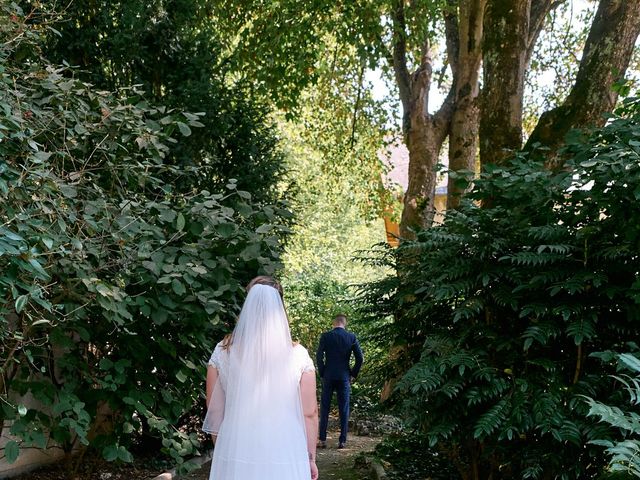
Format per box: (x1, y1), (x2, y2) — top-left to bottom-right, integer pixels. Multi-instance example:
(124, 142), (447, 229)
(150, 450), (213, 480)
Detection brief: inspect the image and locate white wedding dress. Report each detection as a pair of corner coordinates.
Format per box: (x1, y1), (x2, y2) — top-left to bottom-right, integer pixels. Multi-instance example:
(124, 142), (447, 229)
(203, 284), (315, 480)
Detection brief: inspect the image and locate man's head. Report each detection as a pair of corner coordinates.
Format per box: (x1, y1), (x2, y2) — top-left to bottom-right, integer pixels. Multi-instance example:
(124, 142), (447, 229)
(333, 314), (347, 328)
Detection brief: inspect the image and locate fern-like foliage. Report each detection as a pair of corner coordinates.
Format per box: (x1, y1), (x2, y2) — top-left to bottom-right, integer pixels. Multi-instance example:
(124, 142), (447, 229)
(586, 353), (640, 477)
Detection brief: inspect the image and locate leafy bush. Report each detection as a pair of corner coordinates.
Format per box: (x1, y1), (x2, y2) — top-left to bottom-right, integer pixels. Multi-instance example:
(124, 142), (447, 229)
(373, 433), (459, 480)
(40, 0), (287, 203)
(586, 353), (640, 478)
(0, 4), (289, 470)
(363, 97), (640, 479)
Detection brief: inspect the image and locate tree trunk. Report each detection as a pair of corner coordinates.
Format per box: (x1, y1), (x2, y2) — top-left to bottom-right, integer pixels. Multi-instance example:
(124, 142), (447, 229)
(480, 0), (531, 167)
(394, 0), (487, 232)
(446, 0), (486, 210)
(526, 0), (640, 162)
(392, 0), (454, 238)
(401, 113), (448, 234)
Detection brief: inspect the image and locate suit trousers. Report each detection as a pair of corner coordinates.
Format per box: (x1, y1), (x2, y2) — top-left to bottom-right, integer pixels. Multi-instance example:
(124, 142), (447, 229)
(319, 377), (350, 444)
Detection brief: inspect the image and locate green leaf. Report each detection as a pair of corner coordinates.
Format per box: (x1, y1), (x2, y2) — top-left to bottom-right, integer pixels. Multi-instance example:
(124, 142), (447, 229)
(60, 185), (77, 198)
(28, 258), (49, 279)
(159, 209), (177, 223)
(217, 223), (236, 238)
(103, 444), (118, 462)
(1, 228), (24, 242)
(172, 279), (186, 296)
(31, 430), (47, 449)
(15, 294), (28, 313)
(99, 358), (114, 370)
(5, 440), (19, 464)
(177, 122), (191, 137)
(152, 309), (168, 325)
(256, 223), (272, 234)
(176, 213), (186, 232)
(176, 370), (188, 383)
(118, 446), (133, 463)
(620, 354), (640, 374)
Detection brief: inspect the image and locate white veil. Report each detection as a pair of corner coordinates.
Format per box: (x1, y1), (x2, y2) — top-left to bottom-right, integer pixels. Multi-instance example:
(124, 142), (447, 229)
(202, 283), (306, 469)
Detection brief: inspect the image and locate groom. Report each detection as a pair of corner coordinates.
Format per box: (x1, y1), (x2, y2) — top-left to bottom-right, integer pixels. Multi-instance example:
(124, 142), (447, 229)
(316, 314), (364, 449)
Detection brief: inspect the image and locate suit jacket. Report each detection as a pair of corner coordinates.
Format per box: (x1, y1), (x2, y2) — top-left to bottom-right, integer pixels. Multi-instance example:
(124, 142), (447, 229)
(316, 327), (363, 381)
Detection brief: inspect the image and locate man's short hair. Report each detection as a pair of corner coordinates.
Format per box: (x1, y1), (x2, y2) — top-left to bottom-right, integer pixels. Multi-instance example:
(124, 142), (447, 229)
(333, 314), (347, 324)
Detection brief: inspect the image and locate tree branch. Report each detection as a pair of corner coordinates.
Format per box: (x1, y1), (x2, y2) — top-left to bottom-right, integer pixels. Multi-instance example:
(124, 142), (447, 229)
(406, 35), (434, 128)
(446, 0), (485, 209)
(434, 89), (456, 144)
(526, 0), (640, 159)
(391, 0), (412, 133)
(526, 0), (567, 66)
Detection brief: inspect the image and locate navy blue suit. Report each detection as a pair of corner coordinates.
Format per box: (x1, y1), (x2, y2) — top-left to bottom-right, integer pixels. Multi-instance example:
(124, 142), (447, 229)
(316, 327), (364, 444)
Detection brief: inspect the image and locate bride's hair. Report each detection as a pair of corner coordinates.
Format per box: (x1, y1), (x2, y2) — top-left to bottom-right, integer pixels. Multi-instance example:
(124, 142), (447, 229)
(246, 275), (284, 299)
(221, 275), (285, 350)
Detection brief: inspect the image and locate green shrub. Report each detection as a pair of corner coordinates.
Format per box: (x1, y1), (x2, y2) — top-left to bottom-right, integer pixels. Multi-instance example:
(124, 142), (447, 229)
(585, 353), (640, 478)
(0, 3), (289, 470)
(39, 0), (287, 203)
(363, 97), (640, 479)
(373, 433), (459, 480)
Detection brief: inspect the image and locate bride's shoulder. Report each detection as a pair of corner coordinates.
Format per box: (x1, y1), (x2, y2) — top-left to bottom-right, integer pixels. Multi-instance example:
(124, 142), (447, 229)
(292, 343), (315, 372)
(292, 342), (311, 355)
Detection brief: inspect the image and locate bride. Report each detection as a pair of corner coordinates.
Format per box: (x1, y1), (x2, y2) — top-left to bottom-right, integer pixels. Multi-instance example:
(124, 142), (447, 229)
(203, 276), (319, 480)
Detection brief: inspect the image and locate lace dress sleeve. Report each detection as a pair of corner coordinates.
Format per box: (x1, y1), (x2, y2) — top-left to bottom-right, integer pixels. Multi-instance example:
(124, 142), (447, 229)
(203, 342), (225, 435)
(297, 345), (315, 375)
(207, 342), (223, 369)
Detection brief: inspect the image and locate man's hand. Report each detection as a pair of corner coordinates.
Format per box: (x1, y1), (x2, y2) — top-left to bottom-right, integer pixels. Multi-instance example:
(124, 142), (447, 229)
(350, 376), (356, 384)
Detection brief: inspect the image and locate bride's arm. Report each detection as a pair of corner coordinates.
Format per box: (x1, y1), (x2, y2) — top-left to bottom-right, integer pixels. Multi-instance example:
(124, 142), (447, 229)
(300, 371), (318, 479)
(206, 366), (219, 444)
(206, 366), (218, 407)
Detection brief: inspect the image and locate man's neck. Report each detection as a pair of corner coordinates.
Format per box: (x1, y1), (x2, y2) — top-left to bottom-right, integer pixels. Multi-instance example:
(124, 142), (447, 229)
(333, 325), (345, 329)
